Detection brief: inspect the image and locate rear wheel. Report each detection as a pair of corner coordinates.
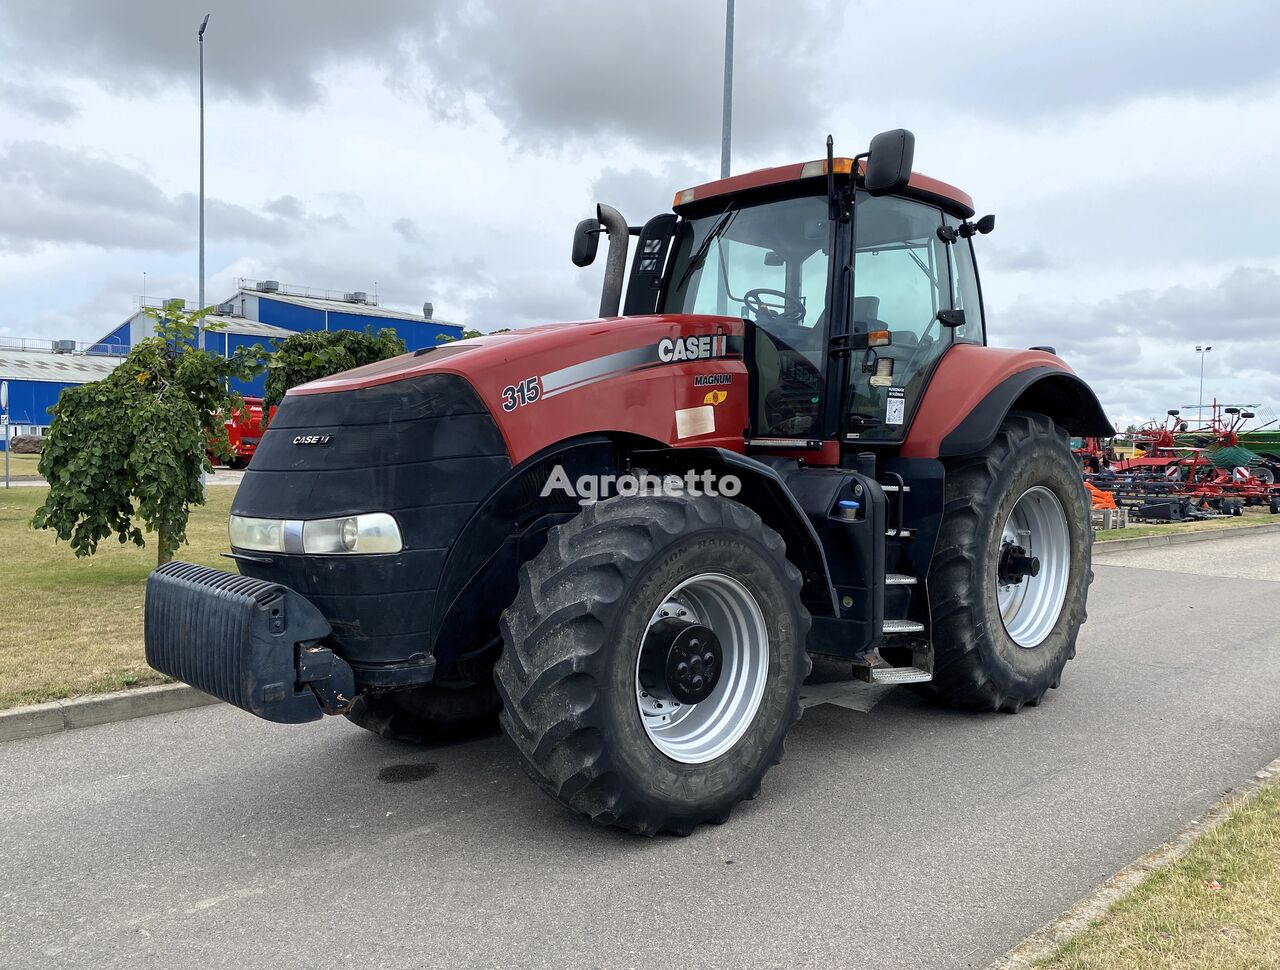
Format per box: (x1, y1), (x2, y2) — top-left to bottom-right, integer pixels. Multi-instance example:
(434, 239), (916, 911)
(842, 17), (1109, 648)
(495, 494), (810, 835)
(923, 411), (1092, 712)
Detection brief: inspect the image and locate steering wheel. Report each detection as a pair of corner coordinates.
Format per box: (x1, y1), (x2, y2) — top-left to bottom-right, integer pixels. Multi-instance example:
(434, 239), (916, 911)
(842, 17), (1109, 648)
(743, 288), (806, 328)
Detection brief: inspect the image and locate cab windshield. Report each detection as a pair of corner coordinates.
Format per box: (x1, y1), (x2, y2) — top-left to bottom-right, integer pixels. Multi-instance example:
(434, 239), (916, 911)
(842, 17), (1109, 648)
(663, 194), (832, 438)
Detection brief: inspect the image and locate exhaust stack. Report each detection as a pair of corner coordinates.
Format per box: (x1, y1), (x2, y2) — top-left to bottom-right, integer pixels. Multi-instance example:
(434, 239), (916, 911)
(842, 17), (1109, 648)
(595, 203), (629, 318)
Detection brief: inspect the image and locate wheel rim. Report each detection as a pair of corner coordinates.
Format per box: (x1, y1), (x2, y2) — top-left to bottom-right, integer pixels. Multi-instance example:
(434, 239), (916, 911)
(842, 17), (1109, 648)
(996, 486), (1071, 649)
(635, 572), (769, 764)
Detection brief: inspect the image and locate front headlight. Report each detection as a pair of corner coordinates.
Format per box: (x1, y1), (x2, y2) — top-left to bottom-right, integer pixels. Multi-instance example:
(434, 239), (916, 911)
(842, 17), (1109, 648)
(228, 515), (285, 552)
(302, 513), (402, 554)
(229, 513), (402, 555)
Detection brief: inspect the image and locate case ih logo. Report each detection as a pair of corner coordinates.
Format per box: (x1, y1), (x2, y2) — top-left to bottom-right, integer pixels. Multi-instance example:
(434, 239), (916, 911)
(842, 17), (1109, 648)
(657, 335), (729, 363)
(292, 434), (334, 446)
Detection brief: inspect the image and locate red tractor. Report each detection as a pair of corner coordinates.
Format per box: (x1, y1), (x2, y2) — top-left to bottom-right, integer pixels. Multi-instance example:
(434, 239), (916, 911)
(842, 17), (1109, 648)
(146, 130), (1111, 834)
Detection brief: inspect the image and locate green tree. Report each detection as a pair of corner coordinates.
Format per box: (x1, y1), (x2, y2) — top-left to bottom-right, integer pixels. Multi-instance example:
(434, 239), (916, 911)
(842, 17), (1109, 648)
(438, 328), (486, 342)
(32, 307), (262, 566)
(262, 327), (406, 411)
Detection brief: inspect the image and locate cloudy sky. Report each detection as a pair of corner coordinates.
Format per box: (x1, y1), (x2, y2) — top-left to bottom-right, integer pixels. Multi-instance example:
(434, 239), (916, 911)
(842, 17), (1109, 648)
(1, 0), (1277, 426)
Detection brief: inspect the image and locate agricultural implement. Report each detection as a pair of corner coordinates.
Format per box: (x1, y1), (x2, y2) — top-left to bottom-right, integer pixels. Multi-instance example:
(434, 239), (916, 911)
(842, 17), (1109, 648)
(145, 130), (1112, 834)
(1081, 404), (1280, 518)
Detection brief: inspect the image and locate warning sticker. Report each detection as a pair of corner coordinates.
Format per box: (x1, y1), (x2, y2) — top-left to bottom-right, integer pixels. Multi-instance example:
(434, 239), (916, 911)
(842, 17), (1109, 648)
(885, 387), (906, 426)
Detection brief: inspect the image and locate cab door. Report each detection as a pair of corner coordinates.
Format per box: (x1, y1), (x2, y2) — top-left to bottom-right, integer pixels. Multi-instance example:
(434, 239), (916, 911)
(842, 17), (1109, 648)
(842, 194), (956, 443)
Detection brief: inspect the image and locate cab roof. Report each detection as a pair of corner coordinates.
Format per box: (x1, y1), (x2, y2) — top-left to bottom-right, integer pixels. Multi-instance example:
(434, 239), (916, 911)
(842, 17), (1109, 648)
(673, 157), (975, 220)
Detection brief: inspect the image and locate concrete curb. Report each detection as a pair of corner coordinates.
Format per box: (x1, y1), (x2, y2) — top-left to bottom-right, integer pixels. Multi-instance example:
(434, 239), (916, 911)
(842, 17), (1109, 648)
(0, 683), (220, 744)
(986, 755), (1280, 969)
(1096, 520), (1280, 552)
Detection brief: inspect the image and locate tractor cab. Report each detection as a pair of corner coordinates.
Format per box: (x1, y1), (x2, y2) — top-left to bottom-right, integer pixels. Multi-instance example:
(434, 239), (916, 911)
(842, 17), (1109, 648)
(623, 132), (992, 454)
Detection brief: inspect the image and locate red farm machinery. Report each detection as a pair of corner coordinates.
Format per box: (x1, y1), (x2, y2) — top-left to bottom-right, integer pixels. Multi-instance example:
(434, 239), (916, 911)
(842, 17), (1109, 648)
(1080, 403), (1280, 519)
(211, 397), (274, 470)
(145, 130), (1114, 834)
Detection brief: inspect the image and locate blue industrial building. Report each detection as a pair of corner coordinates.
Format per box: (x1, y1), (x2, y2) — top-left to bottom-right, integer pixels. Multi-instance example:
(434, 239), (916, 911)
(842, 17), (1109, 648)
(0, 341), (125, 450)
(1, 279), (464, 448)
(101, 279), (463, 397)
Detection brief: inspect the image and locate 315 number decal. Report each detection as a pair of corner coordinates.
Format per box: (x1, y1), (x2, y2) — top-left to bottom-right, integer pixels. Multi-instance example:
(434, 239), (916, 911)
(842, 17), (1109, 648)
(501, 376), (541, 412)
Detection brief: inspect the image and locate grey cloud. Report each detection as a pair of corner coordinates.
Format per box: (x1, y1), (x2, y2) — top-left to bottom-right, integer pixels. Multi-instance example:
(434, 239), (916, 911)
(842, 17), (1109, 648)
(3, 1), (1275, 148)
(0, 79), (78, 122)
(590, 160), (710, 223)
(846, 1), (1280, 122)
(264, 195), (305, 219)
(0, 1), (841, 150)
(392, 217), (426, 245)
(0, 1), (456, 106)
(421, 1), (845, 151)
(983, 243), (1052, 273)
(993, 265), (1280, 417)
(0, 141), (322, 252)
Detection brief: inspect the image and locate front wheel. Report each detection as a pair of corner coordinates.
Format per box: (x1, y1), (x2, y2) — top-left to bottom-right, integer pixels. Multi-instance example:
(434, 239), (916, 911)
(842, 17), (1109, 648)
(924, 411), (1092, 712)
(496, 494), (811, 835)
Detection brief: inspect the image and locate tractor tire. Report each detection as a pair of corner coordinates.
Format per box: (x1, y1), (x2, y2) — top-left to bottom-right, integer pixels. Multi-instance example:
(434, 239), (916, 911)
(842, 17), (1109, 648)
(922, 411), (1092, 713)
(495, 494), (811, 836)
(344, 681), (502, 744)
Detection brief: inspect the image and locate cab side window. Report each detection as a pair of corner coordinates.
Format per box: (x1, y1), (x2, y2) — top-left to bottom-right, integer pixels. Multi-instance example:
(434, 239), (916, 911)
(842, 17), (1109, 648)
(943, 214), (985, 344)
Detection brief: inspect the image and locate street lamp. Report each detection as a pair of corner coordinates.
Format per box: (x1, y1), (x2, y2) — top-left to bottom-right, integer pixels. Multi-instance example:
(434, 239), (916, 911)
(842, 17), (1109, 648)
(720, 0), (734, 178)
(1195, 345), (1212, 420)
(198, 13), (210, 349)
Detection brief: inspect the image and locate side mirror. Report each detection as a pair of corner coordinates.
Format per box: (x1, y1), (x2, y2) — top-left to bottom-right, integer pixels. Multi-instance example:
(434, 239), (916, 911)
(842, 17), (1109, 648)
(975, 214), (996, 234)
(571, 218), (600, 267)
(863, 128), (915, 197)
(1168, 409), (1180, 416)
(1242, 411), (1256, 419)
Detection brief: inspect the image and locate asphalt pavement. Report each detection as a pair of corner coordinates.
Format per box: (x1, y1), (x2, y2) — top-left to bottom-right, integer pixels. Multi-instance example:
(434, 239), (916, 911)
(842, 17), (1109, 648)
(4, 532), (1280, 969)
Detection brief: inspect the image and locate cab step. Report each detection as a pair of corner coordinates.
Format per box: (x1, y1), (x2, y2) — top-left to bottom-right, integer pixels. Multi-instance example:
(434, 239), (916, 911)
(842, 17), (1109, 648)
(882, 618), (925, 635)
(885, 573), (917, 586)
(864, 665), (932, 685)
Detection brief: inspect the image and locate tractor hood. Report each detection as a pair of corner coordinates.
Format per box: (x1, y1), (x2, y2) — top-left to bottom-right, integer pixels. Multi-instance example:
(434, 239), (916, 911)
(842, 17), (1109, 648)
(289, 313), (751, 465)
(229, 311), (750, 685)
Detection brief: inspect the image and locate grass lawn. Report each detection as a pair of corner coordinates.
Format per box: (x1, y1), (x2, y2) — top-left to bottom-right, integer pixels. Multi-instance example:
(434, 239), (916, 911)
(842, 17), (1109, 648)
(0, 485), (236, 709)
(1038, 784), (1280, 969)
(2, 452), (44, 479)
(1097, 506), (1275, 542)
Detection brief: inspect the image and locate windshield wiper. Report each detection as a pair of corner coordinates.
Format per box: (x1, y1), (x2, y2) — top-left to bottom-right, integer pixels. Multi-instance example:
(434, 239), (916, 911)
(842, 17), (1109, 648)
(674, 209), (738, 294)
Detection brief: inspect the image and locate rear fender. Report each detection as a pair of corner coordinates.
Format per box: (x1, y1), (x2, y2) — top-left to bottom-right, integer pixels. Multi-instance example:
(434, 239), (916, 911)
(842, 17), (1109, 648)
(939, 370), (1113, 457)
(902, 346), (1113, 459)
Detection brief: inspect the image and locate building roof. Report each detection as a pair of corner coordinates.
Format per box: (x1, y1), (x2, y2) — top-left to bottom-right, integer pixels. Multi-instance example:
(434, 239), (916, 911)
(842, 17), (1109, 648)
(0, 348), (124, 383)
(250, 290), (462, 329)
(204, 316), (294, 339)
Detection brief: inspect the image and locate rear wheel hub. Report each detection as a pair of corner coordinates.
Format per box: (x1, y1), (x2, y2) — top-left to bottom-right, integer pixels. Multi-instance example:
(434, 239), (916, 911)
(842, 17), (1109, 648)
(997, 543), (1041, 585)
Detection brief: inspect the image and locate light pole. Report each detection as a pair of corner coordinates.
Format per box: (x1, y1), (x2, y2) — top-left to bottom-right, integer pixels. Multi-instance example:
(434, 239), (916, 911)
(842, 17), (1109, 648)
(2, 380), (9, 489)
(720, 0), (734, 178)
(198, 13), (210, 348)
(1196, 345), (1212, 420)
